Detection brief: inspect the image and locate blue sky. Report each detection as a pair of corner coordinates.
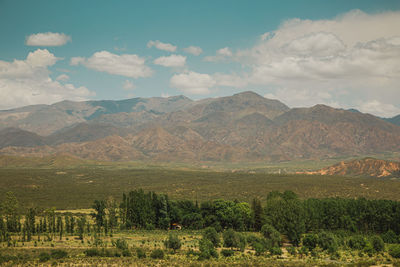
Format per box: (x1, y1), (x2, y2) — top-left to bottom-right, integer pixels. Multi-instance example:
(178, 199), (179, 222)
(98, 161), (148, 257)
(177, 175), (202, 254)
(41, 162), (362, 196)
(1, 0), (400, 117)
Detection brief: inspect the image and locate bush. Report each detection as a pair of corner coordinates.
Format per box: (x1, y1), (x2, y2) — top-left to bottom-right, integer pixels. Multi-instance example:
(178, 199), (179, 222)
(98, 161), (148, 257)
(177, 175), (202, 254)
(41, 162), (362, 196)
(261, 224), (281, 247)
(269, 246), (282, 256)
(382, 230), (398, 244)
(287, 246), (297, 256)
(203, 227), (220, 247)
(136, 248), (146, 259)
(150, 249), (164, 259)
(39, 252), (50, 262)
(164, 234), (181, 252)
(302, 233), (319, 251)
(371, 236), (385, 252)
(389, 245), (400, 258)
(199, 238), (218, 260)
(221, 249), (234, 257)
(50, 249), (68, 259)
(84, 248), (100, 257)
(145, 223), (155, 230)
(363, 242), (375, 257)
(254, 242), (265, 256)
(113, 238), (129, 250)
(223, 229), (237, 248)
(223, 229), (246, 251)
(348, 235), (367, 250)
(122, 249), (132, 257)
(318, 231), (338, 254)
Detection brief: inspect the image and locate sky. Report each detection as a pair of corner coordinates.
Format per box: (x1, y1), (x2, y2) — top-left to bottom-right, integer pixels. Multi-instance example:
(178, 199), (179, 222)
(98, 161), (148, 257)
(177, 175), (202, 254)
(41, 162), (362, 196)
(1, 0), (400, 117)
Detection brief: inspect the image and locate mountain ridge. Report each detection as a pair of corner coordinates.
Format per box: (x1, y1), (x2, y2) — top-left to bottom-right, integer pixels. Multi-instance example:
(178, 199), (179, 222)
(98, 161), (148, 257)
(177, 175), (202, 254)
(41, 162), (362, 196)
(1, 91), (400, 163)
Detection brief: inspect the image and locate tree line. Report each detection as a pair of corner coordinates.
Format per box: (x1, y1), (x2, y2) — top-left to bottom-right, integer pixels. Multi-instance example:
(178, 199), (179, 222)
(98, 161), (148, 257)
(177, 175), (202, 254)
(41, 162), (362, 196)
(2, 189), (400, 247)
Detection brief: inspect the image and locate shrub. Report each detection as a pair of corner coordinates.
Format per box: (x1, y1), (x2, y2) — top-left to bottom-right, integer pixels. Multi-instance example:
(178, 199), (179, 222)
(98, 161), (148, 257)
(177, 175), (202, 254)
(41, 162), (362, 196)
(382, 230), (398, 244)
(112, 238), (129, 250)
(261, 224), (281, 247)
(223, 229), (246, 251)
(145, 223), (155, 230)
(254, 242), (265, 256)
(199, 238), (218, 260)
(302, 234), (319, 251)
(348, 235), (367, 250)
(122, 249), (132, 257)
(223, 229), (237, 248)
(269, 246), (282, 256)
(318, 231), (338, 254)
(389, 245), (400, 258)
(371, 236), (385, 252)
(50, 249), (68, 259)
(164, 234), (181, 252)
(287, 246), (297, 256)
(203, 227), (220, 247)
(363, 242), (374, 257)
(39, 252), (50, 262)
(221, 249), (234, 257)
(150, 249), (164, 259)
(136, 248), (146, 259)
(84, 248), (100, 257)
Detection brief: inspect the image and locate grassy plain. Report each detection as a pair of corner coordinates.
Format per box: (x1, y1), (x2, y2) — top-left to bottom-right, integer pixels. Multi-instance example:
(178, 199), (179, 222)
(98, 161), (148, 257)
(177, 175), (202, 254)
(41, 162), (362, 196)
(0, 166), (400, 209)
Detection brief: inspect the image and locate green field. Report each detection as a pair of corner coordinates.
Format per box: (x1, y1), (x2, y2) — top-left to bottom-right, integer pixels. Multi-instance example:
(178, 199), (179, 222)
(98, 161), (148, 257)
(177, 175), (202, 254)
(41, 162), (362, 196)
(1, 167), (400, 209)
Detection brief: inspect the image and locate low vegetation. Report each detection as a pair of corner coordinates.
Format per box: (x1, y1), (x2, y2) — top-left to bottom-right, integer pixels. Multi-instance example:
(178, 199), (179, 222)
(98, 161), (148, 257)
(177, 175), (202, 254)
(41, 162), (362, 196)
(1, 167), (400, 209)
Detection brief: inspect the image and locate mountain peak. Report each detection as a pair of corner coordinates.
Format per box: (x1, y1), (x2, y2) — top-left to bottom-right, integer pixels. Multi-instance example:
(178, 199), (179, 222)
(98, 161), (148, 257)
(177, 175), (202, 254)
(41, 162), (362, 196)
(233, 91), (264, 99)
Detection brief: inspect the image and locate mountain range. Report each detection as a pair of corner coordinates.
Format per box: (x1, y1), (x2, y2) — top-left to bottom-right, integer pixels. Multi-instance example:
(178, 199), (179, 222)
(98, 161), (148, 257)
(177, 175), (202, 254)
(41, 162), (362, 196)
(1, 91), (400, 162)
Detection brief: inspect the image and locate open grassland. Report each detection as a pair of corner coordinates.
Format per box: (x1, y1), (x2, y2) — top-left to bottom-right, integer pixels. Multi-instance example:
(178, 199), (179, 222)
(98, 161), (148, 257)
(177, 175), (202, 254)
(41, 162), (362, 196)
(0, 167), (400, 209)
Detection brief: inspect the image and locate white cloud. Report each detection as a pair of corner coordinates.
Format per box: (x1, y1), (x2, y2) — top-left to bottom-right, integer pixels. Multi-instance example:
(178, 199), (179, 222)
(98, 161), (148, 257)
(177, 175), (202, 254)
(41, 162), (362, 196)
(56, 74), (69, 81)
(70, 57), (85, 66)
(217, 10), (400, 117)
(0, 49), (94, 110)
(204, 47), (233, 62)
(26, 32), (71, 46)
(161, 92), (170, 98)
(154, 54), (186, 67)
(147, 40), (177, 52)
(357, 100), (400, 118)
(122, 80), (135, 90)
(183, 46), (203, 56)
(170, 71), (216, 95)
(70, 51), (152, 78)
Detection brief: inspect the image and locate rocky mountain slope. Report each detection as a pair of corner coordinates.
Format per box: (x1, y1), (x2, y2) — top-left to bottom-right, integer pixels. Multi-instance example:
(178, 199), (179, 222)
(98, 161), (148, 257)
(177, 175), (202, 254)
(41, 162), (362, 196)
(1, 91), (400, 162)
(304, 158), (400, 177)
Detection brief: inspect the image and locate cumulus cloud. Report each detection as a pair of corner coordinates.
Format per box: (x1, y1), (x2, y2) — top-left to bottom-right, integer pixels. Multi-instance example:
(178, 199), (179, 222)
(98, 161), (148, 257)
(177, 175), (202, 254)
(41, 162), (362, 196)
(170, 71), (216, 95)
(154, 54), (186, 67)
(26, 32), (71, 46)
(147, 40), (177, 52)
(56, 74), (69, 81)
(204, 47), (233, 62)
(0, 49), (94, 110)
(122, 80), (135, 90)
(183, 46), (203, 56)
(209, 10), (400, 117)
(70, 51), (152, 78)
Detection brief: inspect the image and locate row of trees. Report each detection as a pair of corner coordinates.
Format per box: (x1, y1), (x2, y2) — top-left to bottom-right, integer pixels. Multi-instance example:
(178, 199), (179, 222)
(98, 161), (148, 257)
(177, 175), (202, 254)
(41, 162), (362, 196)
(2, 190), (400, 246)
